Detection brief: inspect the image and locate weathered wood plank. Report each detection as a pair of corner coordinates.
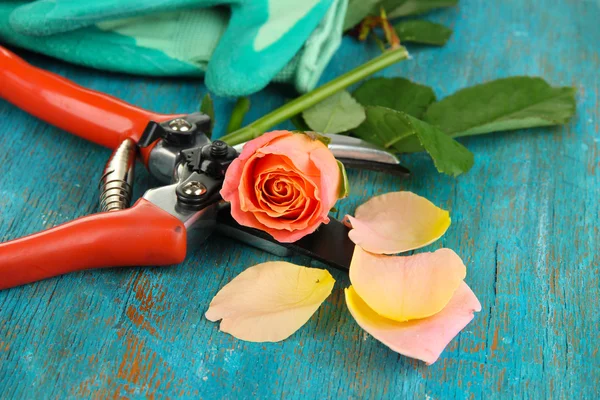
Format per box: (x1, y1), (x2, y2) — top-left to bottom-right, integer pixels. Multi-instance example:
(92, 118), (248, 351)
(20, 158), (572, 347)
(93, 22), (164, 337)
(1, 0), (598, 398)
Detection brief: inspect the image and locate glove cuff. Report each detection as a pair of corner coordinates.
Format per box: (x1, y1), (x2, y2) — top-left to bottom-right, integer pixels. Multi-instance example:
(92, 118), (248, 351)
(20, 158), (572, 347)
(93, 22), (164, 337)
(291, 0), (348, 93)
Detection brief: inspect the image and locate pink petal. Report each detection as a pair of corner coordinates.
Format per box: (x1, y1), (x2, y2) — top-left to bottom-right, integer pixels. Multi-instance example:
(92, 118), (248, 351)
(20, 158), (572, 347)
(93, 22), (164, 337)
(345, 282), (481, 364)
(220, 131), (291, 213)
(346, 191), (451, 254)
(237, 130), (291, 161)
(258, 134), (340, 210)
(310, 146), (342, 212)
(258, 133), (328, 173)
(350, 247), (466, 321)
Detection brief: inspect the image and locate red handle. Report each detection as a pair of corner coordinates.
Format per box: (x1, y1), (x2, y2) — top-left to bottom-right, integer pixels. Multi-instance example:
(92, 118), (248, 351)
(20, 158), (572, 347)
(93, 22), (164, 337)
(0, 199), (187, 290)
(0, 46), (178, 151)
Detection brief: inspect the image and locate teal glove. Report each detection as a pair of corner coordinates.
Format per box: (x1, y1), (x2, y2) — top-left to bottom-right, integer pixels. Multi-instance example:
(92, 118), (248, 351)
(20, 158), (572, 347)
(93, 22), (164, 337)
(0, 0), (347, 96)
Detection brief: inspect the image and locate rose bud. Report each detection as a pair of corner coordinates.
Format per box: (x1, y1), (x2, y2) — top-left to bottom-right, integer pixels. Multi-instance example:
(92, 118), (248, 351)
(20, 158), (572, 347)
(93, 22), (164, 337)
(220, 130), (342, 243)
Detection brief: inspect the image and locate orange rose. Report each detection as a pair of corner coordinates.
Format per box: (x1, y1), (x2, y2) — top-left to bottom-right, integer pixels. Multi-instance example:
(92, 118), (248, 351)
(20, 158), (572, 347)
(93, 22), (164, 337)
(221, 130), (341, 242)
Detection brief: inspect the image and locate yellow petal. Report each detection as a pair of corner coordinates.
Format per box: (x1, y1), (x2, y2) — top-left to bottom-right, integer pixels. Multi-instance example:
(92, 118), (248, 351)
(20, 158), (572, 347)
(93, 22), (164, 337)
(346, 191), (450, 254)
(350, 247), (466, 321)
(345, 282), (481, 364)
(205, 261), (335, 342)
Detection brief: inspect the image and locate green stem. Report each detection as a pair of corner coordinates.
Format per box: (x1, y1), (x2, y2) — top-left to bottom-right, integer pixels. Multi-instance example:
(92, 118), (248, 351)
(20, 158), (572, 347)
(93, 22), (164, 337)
(220, 46), (410, 146)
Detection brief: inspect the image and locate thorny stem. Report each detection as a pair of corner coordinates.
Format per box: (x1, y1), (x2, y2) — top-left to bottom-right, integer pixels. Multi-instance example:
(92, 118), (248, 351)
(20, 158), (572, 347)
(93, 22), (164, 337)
(220, 46), (410, 146)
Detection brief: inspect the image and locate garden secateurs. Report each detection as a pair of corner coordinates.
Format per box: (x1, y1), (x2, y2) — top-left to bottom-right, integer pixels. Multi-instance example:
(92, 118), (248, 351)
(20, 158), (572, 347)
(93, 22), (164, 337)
(0, 46), (409, 290)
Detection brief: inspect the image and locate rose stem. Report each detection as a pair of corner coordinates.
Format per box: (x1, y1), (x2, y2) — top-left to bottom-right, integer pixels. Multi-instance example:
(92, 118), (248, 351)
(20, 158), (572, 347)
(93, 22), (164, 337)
(219, 46), (410, 146)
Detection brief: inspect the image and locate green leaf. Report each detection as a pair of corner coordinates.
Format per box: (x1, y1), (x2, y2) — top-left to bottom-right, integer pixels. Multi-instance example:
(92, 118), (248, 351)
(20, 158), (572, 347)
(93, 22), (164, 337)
(226, 97), (251, 134)
(423, 77), (577, 137)
(200, 93), (215, 138)
(343, 0), (382, 31)
(353, 77), (436, 119)
(337, 160), (350, 198)
(353, 106), (474, 177)
(380, 0), (458, 18)
(394, 20), (453, 46)
(302, 91), (366, 134)
(344, 0), (458, 29)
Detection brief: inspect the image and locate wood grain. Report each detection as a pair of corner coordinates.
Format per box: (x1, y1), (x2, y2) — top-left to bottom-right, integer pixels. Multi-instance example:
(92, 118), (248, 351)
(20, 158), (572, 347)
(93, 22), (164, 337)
(1, 0), (598, 398)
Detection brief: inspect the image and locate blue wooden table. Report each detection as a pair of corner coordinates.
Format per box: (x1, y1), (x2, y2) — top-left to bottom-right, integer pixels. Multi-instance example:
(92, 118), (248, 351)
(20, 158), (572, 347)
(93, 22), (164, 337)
(1, 1), (598, 398)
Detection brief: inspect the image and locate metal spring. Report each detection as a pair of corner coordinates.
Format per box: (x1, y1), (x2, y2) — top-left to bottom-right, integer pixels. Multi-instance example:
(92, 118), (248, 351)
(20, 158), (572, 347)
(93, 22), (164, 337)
(99, 139), (136, 212)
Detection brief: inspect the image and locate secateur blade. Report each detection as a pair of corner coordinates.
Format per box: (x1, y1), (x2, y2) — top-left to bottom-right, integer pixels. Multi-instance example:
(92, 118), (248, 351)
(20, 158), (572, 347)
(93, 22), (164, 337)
(234, 133), (410, 177)
(0, 45), (394, 290)
(325, 134), (410, 177)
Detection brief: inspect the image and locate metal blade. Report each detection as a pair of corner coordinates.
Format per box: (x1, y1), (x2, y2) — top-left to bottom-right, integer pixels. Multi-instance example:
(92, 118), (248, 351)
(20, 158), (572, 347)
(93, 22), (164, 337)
(216, 208), (354, 271)
(336, 157), (410, 177)
(234, 134), (410, 177)
(325, 134), (410, 177)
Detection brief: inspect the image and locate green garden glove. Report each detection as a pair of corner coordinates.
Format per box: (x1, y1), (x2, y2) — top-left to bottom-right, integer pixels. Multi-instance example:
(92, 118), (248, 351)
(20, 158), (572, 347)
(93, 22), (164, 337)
(0, 0), (347, 96)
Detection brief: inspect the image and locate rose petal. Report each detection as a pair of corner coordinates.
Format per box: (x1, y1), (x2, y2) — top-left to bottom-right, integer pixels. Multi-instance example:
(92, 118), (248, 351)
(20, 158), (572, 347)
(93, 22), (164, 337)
(345, 282), (481, 364)
(238, 153), (266, 212)
(205, 262), (335, 342)
(258, 134), (340, 211)
(309, 147), (341, 211)
(253, 211), (325, 241)
(256, 172), (310, 216)
(346, 191), (451, 254)
(220, 131), (291, 216)
(242, 154), (320, 216)
(350, 247), (466, 321)
(238, 130), (291, 161)
(258, 133), (328, 173)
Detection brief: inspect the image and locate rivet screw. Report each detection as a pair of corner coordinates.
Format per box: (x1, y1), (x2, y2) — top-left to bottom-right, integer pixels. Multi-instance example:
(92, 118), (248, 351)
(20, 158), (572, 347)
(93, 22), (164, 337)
(168, 118), (193, 132)
(182, 181), (207, 197)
